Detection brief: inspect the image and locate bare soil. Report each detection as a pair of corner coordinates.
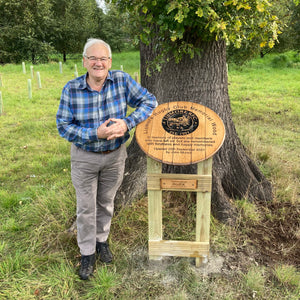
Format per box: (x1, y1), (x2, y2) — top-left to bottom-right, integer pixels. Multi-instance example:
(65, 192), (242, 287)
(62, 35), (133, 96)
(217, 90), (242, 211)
(241, 201), (300, 266)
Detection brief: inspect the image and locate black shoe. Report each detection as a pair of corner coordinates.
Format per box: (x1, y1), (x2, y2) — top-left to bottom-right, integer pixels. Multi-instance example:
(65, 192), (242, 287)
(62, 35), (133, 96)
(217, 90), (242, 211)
(79, 253), (96, 280)
(96, 241), (113, 264)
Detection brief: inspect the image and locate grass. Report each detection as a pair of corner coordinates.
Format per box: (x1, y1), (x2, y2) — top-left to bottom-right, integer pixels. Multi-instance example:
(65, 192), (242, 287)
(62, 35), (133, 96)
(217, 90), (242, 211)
(0, 51), (299, 299)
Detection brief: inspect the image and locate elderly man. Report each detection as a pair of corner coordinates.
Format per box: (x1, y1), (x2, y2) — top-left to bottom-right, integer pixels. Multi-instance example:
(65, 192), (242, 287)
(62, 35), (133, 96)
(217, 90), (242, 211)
(56, 38), (157, 280)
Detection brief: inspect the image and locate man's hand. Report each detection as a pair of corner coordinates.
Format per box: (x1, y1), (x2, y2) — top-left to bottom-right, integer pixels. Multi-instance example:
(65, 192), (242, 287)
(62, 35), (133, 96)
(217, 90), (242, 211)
(97, 118), (128, 140)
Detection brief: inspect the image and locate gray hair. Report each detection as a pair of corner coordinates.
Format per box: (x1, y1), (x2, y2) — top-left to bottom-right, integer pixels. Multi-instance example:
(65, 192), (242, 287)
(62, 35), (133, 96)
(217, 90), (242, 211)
(83, 38), (112, 58)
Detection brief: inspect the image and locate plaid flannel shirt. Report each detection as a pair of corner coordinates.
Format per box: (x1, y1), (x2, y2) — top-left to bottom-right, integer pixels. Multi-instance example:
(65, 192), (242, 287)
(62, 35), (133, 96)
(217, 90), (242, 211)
(56, 71), (157, 152)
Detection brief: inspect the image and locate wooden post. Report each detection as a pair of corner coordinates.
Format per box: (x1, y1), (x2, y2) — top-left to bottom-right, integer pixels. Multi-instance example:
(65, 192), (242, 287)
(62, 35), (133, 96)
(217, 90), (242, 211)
(0, 91), (3, 115)
(195, 157), (212, 267)
(147, 157), (163, 261)
(28, 79), (32, 99)
(59, 62), (63, 74)
(120, 65), (123, 71)
(22, 62), (26, 74)
(36, 72), (42, 88)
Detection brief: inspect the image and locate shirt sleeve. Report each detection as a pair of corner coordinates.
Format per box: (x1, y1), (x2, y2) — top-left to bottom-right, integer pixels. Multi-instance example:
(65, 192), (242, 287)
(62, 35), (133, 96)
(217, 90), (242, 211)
(56, 84), (98, 144)
(123, 74), (158, 131)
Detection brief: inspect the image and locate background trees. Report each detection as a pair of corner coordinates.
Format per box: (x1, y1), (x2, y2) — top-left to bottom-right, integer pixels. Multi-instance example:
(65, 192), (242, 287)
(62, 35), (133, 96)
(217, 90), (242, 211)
(0, 0), (101, 63)
(280, 0), (300, 52)
(94, 4), (136, 52)
(0, 0), (136, 64)
(0, 0), (54, 64)
(0, 0), (298, 64)
(50, 0), (99, 62)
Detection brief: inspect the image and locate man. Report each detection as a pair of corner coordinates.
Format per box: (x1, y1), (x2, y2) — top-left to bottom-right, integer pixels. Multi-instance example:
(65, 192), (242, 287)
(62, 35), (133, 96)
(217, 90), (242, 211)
(56, 38), (157, 280)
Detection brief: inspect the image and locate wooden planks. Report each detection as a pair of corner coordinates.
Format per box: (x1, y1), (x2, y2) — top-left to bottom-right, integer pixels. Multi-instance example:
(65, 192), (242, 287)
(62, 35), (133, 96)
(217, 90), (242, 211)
(147, 157), (212, 266)
(149, 240), (209, 257)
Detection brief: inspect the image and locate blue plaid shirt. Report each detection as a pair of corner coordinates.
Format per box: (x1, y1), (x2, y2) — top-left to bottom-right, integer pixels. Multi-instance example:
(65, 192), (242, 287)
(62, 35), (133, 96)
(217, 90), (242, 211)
(56, 71), (157, 152)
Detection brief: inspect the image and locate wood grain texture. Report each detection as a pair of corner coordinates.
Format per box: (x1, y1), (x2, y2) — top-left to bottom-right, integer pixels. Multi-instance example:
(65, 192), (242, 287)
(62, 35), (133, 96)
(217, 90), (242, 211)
(136, 102), (225, 165)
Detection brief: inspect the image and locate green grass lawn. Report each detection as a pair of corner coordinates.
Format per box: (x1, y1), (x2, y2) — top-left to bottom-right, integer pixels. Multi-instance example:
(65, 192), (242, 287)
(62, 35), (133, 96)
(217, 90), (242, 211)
(0, 51), (299, 299)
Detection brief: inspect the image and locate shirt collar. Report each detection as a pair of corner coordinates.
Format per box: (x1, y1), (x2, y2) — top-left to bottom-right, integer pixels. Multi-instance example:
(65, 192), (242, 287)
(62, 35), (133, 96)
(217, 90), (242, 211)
(106, 71), (113, 82)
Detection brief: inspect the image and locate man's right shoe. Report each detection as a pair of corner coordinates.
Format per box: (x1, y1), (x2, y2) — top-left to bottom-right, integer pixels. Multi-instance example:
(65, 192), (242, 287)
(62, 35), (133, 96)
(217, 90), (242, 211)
(79, 253), (96, 280)
(96, 241), (113, 264)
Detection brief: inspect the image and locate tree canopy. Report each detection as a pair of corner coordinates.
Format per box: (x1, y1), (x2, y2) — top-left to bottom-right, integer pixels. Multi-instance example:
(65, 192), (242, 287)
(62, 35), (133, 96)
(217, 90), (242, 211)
(110, 0), (299, 70)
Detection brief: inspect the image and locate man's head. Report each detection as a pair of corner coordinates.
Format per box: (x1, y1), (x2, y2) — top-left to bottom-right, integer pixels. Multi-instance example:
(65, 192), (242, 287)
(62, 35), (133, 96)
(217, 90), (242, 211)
(83, 38), (112, 58)
(83, 38), (112, 83)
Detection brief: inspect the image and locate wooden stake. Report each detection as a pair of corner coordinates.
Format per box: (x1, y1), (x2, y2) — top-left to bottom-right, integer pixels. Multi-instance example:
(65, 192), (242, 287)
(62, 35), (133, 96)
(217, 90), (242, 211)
(22, 62), (26, 74)
(59, 62), (63, 74)
(28, 79), (32, 99)
(74, 64), (78, 78)
(120, 65), (123, 71)
(134, 72), (139, 83)
(36, 72), (42, 88)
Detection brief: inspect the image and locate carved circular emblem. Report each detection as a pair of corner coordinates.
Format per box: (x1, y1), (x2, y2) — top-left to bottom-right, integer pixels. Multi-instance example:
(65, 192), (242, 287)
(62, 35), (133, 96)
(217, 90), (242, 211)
(162, 109), (199, 136)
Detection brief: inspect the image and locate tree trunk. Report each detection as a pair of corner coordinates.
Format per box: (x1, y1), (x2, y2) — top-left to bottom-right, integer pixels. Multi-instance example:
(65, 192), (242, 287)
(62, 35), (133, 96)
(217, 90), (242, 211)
(115, 39), (272, 223)
(31, 48), (36, 65)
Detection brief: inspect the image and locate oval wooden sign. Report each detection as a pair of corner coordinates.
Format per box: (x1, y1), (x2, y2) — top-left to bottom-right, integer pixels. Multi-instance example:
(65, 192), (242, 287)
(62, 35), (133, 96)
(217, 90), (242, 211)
(135, 101), (225, 165)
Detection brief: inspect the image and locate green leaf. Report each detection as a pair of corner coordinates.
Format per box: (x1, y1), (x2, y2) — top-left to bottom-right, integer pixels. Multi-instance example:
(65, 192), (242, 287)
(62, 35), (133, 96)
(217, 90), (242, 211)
(223, 1), (233, 6)
(196, 8), (203, 18)
(167, 2), (177, 14)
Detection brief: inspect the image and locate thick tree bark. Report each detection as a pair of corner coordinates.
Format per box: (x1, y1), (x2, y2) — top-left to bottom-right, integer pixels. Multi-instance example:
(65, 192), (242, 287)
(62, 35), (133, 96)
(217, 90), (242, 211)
(115, 39), (272, 222)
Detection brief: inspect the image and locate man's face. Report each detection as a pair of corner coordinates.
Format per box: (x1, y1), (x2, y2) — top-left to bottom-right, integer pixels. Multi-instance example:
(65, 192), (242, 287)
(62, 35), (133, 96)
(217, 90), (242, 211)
(83, 43), (112, 82)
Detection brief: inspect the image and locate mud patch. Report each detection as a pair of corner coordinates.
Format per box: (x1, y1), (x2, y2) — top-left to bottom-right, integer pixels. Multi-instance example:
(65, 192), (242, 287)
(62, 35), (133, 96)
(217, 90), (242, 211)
(238, 201), (300, 266)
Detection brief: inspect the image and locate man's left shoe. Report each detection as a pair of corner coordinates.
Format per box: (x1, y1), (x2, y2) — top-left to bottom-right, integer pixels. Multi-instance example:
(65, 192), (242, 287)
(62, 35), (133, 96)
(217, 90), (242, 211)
(96, 241), (113, 264)
(79, 253), (96, 280)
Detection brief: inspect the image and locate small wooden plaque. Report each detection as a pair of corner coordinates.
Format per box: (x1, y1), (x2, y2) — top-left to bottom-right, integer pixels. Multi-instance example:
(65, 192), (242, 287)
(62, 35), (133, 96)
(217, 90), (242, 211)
(161, 179), (197, 190)
(136, 101), (225, 165)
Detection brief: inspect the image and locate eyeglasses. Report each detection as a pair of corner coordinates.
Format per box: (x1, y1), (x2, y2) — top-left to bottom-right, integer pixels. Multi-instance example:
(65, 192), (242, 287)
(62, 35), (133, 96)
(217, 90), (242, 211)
(84, 56), (110, 62)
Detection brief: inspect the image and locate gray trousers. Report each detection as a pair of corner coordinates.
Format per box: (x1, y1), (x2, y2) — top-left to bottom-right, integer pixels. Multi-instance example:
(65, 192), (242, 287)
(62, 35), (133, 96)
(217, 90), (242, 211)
(71, 144), (127, 256)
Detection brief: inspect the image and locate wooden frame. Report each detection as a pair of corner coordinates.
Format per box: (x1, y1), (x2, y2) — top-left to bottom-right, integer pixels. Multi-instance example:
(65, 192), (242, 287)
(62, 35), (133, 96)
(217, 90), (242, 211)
(147, 156), (212, 267)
